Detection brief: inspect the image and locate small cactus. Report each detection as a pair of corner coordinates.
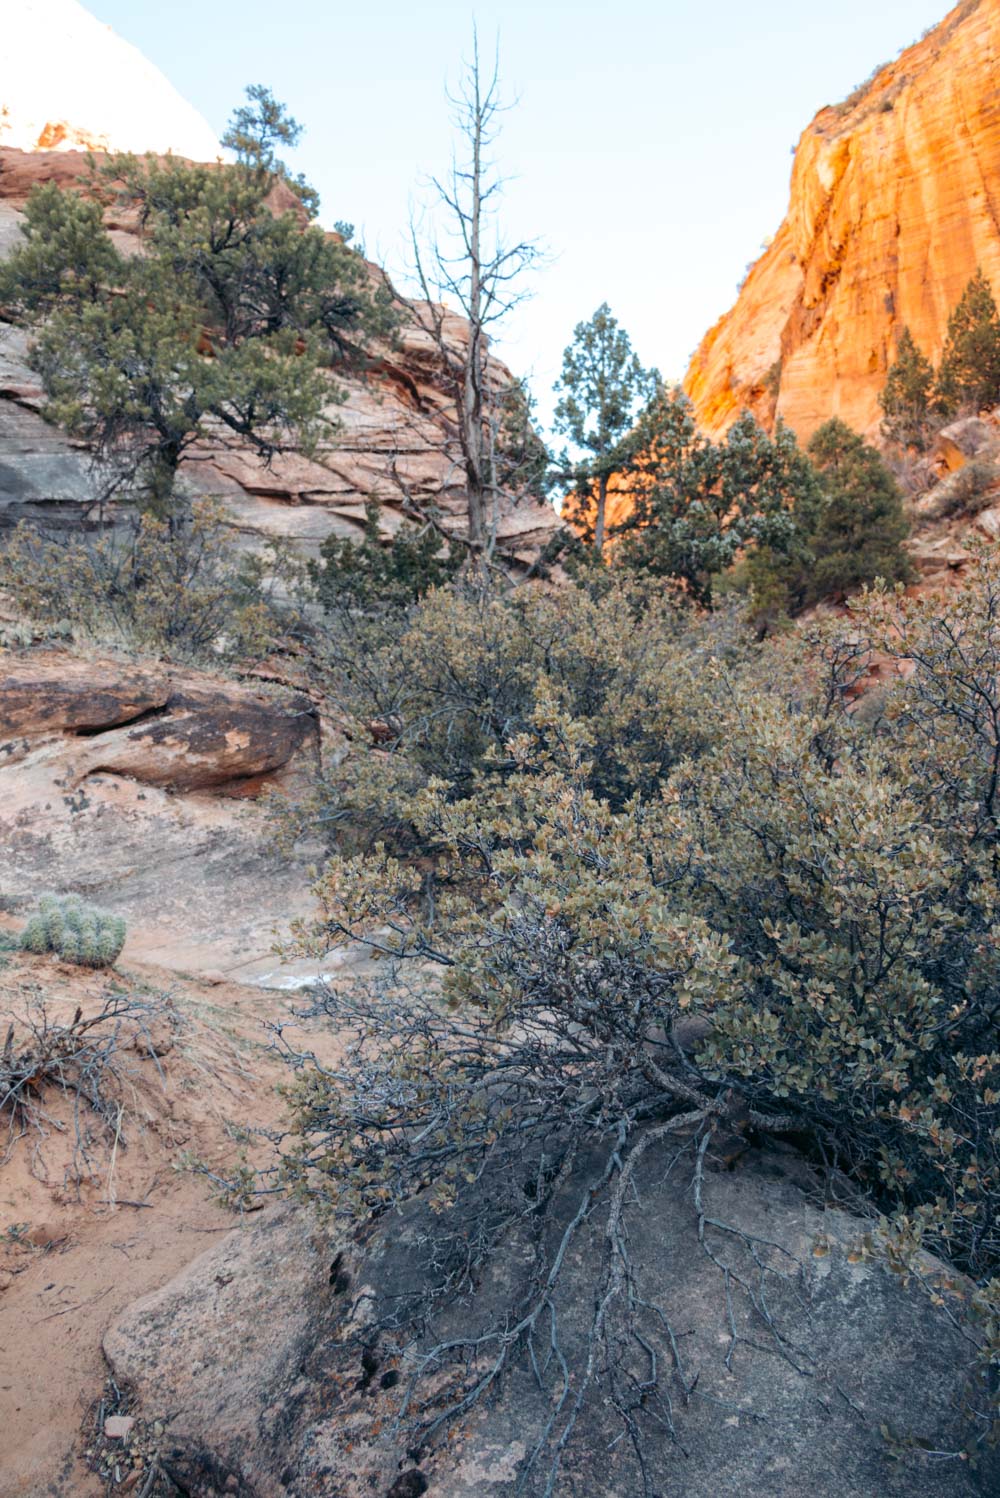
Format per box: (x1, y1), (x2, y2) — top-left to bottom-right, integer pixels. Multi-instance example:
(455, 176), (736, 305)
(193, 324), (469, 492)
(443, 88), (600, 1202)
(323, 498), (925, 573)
(19, 895), (126, 969)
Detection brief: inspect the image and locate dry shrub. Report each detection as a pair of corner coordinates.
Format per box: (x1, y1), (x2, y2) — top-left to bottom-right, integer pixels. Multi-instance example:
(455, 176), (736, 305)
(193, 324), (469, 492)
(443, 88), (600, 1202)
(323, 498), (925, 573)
(275, 561), (1000, 1488)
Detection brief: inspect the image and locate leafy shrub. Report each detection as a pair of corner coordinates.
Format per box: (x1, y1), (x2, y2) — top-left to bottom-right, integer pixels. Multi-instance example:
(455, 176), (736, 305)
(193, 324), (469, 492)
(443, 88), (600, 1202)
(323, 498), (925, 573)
(0, 499), (301, 662)
(19, 895), (126, 968)
(280, 555), (1000, 1487)
(312, 500), (462, 612)
(278, 575), (747, 855)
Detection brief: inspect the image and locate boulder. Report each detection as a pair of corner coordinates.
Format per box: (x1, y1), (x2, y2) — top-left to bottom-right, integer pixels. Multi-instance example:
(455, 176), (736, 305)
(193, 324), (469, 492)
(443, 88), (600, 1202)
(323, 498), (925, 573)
(935, 417), (999, 472)
(103, 1153), (996, 1497)
(0, 649), (319, 790)
(74, 682), (318, 792)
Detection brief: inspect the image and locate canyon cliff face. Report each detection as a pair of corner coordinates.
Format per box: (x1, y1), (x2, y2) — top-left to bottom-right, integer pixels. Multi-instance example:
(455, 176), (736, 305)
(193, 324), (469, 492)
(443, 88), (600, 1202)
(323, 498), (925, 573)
(685, 0), (1000, 441)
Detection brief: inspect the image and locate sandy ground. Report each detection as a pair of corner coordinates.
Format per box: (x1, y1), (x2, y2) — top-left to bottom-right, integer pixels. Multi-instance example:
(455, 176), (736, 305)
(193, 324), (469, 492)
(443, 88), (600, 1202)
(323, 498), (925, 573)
(0, 945), (339, 1497)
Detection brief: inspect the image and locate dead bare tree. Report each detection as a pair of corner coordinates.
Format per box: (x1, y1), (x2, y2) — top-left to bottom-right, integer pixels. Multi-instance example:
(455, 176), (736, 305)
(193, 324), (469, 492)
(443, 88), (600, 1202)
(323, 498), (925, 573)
(404, 31), (543, 560)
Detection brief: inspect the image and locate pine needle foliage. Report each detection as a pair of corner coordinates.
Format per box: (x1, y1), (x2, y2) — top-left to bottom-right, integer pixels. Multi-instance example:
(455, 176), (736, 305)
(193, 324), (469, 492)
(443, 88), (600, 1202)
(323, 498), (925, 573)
(0, 87), (395, 518)
(935, 268), (1000, 417)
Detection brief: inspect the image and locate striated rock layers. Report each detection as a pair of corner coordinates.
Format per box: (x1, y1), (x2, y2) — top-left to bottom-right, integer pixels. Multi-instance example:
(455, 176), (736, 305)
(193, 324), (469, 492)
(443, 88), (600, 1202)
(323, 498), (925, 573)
(1, 0), (220, 159)
(685, 0), (1000, 442)
(0, 147), (559, 563)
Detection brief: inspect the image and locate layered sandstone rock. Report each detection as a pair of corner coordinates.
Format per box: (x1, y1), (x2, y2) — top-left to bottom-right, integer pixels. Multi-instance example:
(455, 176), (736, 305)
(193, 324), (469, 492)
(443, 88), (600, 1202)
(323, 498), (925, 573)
(0, 149), (559, 562)
(1, 0), (220, 159)
(685, 0), (1000, 442)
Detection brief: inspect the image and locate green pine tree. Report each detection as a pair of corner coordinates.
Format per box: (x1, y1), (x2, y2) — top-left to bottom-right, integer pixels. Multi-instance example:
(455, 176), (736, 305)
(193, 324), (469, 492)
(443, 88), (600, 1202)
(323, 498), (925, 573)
(805, 418), (912, 599)
(0, 87), (395, 520)
(934, 268), (1000, 416)
(614, 393), (814, 608)
(879, 326), (934, 449)
(554, 304), (658, 553)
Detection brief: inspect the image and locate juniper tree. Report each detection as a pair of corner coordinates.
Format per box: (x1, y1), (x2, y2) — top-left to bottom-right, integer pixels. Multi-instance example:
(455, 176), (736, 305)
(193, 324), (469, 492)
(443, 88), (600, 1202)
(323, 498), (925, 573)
(554, 304), (658, 553)
(746, 418), (911, 627)
(613, 391), (810, 606)
(0, 87), (394, 520)
(879, 326), (934, 449)
(805, 417), (911, 597)
(934, 268), (1000, 416)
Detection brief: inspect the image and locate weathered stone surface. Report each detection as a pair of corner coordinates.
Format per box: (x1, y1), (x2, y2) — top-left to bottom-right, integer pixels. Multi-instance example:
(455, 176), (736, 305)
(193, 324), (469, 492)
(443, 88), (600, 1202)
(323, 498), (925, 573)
(0, 650), (169, 737)
(0, 648), (318, 789)
(935, 416), (998, 472)
(103, 1155), (996, 1497)
(0, 648), (323, 982)
(685, 0), (1000, 442)
(73, 682), (319, 792)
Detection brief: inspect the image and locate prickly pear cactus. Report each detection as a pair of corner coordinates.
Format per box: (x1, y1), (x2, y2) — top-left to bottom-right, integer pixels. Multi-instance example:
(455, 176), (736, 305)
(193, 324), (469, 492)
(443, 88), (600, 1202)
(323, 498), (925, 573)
(19, 895), (126, 969)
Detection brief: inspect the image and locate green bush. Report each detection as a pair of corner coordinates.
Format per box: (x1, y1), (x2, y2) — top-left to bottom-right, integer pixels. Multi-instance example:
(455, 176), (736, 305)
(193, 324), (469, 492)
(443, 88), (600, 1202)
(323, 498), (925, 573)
(0, 499), (301, 663)
(280, 556), (1000, 1487)
(311, 500), (462, 612)
(277, 575), (747, 856)
(746, 417), (911, 627)
(20, 896), (126, 968)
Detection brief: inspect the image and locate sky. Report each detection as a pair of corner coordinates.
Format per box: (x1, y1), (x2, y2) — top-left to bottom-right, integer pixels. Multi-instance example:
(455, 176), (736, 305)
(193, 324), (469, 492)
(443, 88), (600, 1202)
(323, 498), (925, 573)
(93, 0), (950, 431)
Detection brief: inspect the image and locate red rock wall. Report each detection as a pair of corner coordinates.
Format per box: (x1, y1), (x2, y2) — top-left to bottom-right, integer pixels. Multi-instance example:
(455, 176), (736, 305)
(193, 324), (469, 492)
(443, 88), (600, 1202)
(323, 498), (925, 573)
(684, 0), (1000, 441)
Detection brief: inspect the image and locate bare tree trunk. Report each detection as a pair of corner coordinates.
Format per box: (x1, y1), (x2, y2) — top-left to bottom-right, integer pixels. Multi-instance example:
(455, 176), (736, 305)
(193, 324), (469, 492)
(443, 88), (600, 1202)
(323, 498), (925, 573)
(595, 472), (608, 555)
(463, 56), (487, 553)
(402, 31), (539, 564)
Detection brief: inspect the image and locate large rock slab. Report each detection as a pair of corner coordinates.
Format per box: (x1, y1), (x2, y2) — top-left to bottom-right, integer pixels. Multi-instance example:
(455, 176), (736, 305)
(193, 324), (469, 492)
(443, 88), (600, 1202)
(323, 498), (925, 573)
(103, 1154), (996, 1497)
(0, 648), (319, 789)
(0, 650), (169, 736)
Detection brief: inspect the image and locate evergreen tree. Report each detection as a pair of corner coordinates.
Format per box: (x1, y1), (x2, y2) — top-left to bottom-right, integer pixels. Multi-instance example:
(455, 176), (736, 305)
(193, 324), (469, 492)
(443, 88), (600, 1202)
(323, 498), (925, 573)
(0, 87), (395, 519)
(879, 326), (934, 449)
(934, 267), (1000, 416)
(806, 418), (911, 598)
(747, 418), (911, 626)
(554, 304), (658, 553)
(312, 501), (462, 611)
(613, 392), (812, 607)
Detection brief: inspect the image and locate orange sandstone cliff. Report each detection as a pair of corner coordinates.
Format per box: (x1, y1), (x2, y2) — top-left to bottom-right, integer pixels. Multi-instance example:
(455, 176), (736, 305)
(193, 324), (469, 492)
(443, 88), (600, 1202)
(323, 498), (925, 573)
(684, 0), (1000, 442)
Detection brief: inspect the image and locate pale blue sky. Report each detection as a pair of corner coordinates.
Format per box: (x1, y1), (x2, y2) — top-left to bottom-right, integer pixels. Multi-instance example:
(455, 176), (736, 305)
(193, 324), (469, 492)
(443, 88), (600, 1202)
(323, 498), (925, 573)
(94, 0), (949, 427)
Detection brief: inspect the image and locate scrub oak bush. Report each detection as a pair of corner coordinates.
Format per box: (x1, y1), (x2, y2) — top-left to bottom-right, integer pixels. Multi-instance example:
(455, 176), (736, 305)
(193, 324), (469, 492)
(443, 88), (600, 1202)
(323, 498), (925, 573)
(279, 559), (1000, 1489)
(278, 575), (749, 856)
